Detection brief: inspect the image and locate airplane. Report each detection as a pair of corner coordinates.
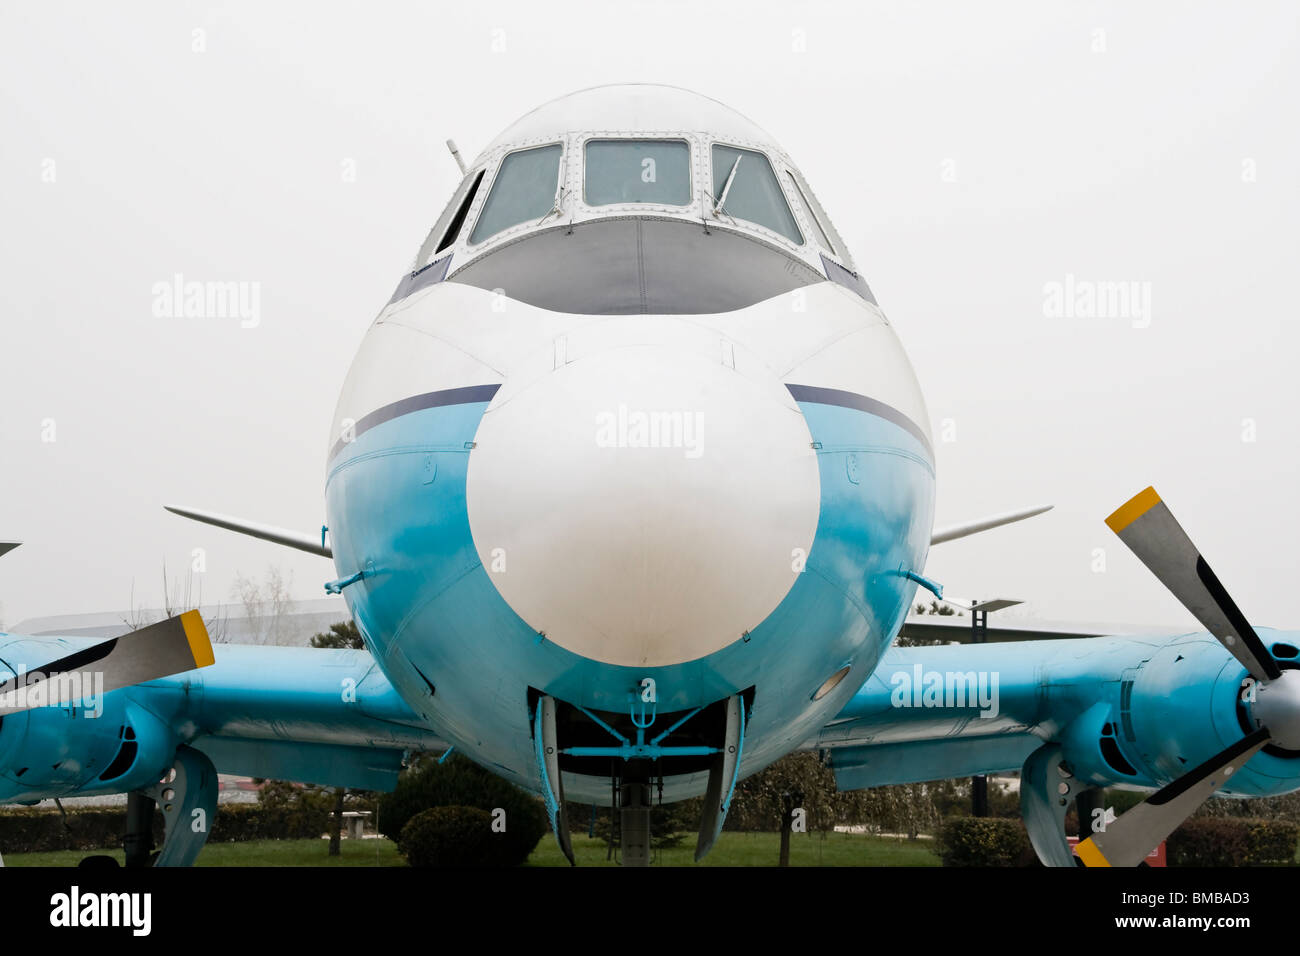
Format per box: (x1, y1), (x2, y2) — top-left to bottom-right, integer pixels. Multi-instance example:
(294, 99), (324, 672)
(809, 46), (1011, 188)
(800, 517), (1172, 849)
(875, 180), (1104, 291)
(3, 84), (1296, 868)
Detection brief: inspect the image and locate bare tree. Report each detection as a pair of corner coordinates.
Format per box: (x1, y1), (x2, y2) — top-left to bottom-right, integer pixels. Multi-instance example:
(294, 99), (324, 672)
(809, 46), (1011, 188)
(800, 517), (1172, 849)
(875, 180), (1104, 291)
(231, 566), (294, 645)
(122, 563), (228, 642)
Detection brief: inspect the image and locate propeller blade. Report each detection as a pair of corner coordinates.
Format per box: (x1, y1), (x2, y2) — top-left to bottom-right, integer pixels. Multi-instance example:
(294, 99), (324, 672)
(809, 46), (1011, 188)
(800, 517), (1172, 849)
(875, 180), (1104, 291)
(1106, 487), (1280, 682)
(1075, 727), (1270, 866)
(0, 611), (214, 715)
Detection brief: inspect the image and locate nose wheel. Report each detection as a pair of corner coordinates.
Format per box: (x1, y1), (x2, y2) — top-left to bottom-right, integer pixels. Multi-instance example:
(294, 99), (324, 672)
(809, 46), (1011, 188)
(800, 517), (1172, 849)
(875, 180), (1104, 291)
(532, 691), (749, 866)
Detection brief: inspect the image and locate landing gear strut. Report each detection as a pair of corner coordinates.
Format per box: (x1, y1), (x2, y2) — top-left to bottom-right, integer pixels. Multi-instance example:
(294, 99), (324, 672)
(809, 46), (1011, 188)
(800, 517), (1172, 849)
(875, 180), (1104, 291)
(123, 792), (156, 868)
(533, 691), (748, 866)
(618, 760), (654, 867)
(122, 745), (219, 867)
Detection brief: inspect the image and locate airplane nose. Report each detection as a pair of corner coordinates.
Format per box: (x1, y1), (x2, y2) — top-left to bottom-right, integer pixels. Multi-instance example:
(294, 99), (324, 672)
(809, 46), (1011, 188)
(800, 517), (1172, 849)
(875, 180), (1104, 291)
(465, 343), (820, 668)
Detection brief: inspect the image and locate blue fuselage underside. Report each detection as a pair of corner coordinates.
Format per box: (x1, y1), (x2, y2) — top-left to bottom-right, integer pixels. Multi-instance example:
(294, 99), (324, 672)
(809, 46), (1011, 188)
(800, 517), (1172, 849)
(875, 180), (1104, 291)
(324, 392), (935, 802)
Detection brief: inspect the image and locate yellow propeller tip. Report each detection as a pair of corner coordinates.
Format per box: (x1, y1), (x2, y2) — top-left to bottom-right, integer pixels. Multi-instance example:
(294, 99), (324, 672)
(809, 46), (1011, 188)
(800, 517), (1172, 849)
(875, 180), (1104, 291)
(179, 609), (216, 668)
(1106, 486), (1161, 534)
(1074, 837), (1112, 867)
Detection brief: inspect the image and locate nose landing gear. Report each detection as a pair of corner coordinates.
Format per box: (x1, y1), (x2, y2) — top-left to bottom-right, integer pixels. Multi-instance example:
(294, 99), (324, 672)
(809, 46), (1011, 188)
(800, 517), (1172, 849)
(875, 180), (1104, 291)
(531, 690), (749, 866)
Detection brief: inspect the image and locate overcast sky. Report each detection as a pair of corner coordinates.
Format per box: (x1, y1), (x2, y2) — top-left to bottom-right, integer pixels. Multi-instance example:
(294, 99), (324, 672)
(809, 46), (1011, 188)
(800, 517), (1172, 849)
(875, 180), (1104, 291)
(1, 1), (1296, 635)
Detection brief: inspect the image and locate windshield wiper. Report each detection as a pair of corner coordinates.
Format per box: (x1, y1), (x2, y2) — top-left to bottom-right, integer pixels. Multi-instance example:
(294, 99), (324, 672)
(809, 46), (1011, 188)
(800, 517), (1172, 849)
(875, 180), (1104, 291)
(537, 187), (569, 226)
(712, 155), (742, 218)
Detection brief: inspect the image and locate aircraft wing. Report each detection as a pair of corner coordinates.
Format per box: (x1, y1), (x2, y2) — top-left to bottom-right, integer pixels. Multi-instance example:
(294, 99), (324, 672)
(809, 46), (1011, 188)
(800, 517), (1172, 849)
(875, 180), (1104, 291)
(815, 631), (1226, 788)
(813, 639), (1098, 788)
(813, 625), (1300, 866)
(179, 643), (444, 790)
(895, 613), (1175, 645)
(0, 637), (444, 802)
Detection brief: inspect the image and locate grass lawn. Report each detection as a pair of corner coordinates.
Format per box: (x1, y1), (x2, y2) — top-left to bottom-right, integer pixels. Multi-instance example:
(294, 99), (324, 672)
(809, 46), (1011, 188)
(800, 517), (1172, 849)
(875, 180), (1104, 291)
(528, 831), (941, 866)
(1, 831), (939, 867)
(2, 838), (405, 867)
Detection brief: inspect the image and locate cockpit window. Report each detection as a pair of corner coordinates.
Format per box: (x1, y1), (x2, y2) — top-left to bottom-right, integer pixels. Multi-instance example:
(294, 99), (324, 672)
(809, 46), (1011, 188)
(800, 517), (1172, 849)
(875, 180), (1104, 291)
(584, 139), (691, 206)
(413, 169), (483, 269)
(469, 144), (562, 244)
(711, 144), (803, 245)
(785, 170), (834, 255)
(787, 167), (853, 269)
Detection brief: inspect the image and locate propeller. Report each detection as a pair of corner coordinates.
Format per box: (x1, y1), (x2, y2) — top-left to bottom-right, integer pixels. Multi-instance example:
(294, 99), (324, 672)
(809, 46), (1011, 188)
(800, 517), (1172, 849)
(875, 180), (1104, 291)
(1075, 486), (1291, 866)
(0, 611), (214, 715)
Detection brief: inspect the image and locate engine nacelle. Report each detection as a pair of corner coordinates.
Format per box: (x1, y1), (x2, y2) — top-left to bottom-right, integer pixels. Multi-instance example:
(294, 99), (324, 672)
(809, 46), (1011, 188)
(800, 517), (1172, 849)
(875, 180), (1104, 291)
(0, 658), (181, 804)
(1057, 629), (1300, 798)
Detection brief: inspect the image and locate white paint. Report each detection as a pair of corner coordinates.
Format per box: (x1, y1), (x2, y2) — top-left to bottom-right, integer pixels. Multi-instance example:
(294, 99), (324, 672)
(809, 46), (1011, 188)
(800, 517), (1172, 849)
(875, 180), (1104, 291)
(465, 333), (819, 668)
(475, 84), (780, 166)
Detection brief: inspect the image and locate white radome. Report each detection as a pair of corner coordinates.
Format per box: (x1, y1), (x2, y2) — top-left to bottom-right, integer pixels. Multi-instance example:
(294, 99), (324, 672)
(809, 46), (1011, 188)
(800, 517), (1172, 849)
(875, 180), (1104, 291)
(466, 319), (821, 668)
(474, 83), (791, 165)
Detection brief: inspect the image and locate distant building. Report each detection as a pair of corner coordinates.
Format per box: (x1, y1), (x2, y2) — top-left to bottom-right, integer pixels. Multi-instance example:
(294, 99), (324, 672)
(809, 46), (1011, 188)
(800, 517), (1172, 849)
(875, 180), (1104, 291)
(10, 597), (351, 647)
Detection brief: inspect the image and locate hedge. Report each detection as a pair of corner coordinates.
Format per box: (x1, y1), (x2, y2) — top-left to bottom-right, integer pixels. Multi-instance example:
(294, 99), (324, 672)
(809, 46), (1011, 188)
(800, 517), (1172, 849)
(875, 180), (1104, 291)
(1168, 817), (1299, 867)
(0, 802), (332, 854)
(936, 817), (1036, 866)
(937, 813), (1300, 867)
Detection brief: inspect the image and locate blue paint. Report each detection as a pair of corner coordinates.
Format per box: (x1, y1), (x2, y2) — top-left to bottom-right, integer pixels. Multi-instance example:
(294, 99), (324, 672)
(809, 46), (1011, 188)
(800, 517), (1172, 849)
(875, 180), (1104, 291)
(721, 703), (746, 817)
(322, 386), (935, 802)
(324, 569), (366, 594)
(533, 701), (563, 846)
(630, 695), (657, 730)
(904, 570), (943, 600)
(562, 745), (721, 759)
(0, 643), (443, 803)
(820, 629), (1300, 798)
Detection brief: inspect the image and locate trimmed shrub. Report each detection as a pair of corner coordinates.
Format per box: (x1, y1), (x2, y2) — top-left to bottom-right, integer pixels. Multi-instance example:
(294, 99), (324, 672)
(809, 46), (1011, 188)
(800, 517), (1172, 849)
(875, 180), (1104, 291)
(398, 806), (495, 867)
(0, 807), (161, 853)
(1167, 818), (1250, 866)
(0, 800), (332, 854)
(377, 755), (546, 866)
(1169, 817), (1298, 866)
(1245, 818), (1299, 865)
(937, 816), (1034, 866)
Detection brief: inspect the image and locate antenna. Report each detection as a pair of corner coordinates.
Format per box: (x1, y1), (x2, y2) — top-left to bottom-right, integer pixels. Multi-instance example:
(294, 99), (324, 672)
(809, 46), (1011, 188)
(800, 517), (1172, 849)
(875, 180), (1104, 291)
(446, 139), (468, 176)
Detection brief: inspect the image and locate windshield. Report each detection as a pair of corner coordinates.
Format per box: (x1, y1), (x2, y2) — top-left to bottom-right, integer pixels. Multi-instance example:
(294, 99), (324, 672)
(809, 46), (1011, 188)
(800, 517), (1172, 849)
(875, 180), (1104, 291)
(585, 139), (691, 206)
(470, 144), (563, 244)
(785, 171), (834, 254)
(711, 144), (802, 245)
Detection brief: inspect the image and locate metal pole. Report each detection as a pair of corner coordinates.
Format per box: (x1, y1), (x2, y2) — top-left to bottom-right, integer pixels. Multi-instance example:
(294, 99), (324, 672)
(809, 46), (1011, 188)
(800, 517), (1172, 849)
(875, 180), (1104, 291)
(124, 792), (156, 868)
(971, 606), (989, 817)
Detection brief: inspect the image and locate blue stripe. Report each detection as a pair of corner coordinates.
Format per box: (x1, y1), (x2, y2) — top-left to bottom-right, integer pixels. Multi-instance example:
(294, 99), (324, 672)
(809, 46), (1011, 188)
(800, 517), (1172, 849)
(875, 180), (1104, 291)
(328, 384), (500, 463)
(324, 391), (935, 803)
(785, 383), (932, 459)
